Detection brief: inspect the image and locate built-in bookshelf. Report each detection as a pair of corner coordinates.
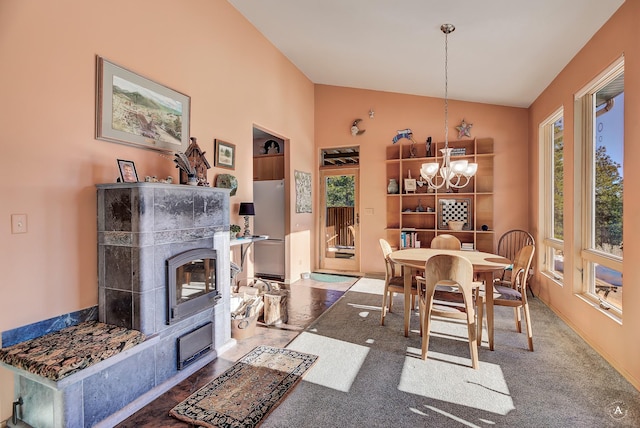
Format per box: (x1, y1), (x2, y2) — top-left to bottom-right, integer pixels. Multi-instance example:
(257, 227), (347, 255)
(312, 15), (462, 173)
(386, 137), (494, 252)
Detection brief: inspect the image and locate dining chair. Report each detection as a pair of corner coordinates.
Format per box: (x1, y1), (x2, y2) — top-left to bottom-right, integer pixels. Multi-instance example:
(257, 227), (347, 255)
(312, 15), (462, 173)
(496, 229), (535, 295)
(486, 244), (535, 351)
(417, 254), (481, 369)
(430, 234), (462, 250)
(379, 238), (418, 326)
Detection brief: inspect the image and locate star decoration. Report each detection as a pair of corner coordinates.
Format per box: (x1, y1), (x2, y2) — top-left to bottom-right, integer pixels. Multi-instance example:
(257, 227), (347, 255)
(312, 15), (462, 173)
(456, 119), (473, 139)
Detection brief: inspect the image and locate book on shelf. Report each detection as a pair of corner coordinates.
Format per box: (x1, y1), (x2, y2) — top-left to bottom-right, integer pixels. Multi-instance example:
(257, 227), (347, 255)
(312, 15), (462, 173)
(400, 229), (418, 249)
(461, 242), (475, 251)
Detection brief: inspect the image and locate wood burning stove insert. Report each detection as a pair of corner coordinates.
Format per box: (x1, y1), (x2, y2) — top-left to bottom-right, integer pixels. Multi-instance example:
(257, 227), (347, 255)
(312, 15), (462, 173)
(167, 248), (221, 324)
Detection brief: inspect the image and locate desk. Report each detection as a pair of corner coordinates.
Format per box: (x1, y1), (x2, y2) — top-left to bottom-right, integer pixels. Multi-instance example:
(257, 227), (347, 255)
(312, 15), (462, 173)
(230, 236), (268, 271)
(389, 248), (510, 350)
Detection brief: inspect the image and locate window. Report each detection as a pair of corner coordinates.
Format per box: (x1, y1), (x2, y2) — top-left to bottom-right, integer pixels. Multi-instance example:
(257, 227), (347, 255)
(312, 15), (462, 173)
(321, 146), (359, 166)
(540, 109), (564, 282)
(575, 57), (624, 314)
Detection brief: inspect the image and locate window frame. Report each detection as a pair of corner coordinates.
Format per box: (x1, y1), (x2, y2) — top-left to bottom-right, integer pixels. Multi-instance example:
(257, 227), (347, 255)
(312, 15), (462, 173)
(539, 108), (565, 284)
(574, 56), (624, 318)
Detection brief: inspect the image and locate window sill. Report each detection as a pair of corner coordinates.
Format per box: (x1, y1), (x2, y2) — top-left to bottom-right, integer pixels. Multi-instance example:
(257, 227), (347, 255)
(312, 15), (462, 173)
(541, 270), (564, 287)
(576, 293), (622, 325)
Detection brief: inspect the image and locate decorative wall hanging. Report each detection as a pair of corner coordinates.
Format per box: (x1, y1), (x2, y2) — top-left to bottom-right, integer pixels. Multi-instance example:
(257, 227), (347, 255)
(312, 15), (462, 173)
(215, 174), (238, 196)
(294, 170), (312, 213)
(350, 119), (365, 136)
(254, 138), (285, 156)
(392, 129), (419, 157)
(96, 56), (190, 153)
(456, 118), (473, 139)
(214, 139), (235, 170)
(392, 128), (413, 144)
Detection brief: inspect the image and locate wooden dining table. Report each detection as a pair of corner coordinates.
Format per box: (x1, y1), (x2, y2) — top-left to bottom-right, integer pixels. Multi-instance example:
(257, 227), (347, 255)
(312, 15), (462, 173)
(389, 248), (511, 351)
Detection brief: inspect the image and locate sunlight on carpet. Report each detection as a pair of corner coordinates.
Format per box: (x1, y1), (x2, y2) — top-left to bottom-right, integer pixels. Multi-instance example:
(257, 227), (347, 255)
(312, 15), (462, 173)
(398, 317), (515, 416)
(286, 331), (369, 393)
(349, 277), (385, 295)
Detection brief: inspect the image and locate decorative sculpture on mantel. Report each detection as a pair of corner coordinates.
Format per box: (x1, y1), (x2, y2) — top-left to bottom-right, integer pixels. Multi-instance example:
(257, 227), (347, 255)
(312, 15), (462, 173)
(181, 137), (211, 186)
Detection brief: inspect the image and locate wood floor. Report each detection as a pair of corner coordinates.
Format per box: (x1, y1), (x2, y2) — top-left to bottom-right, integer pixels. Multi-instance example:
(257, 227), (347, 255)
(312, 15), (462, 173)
(115, 276), (355, 427)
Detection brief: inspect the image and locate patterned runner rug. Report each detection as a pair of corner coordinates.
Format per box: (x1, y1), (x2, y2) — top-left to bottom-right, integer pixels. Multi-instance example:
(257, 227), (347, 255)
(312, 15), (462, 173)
(169, 345), (318, 428)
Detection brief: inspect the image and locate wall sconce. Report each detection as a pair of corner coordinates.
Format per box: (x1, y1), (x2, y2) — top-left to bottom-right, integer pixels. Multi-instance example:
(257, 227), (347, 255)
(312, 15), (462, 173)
(238, 202), (255, 237)
(369, 108), (375, 119)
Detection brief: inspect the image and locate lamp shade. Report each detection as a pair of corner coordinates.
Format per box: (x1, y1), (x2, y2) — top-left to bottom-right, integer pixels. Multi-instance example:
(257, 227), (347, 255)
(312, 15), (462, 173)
(239, 202), (255, 216)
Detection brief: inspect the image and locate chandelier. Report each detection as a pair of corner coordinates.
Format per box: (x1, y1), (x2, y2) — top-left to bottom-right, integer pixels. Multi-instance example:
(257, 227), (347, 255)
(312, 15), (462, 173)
(421, 24), (477, 190)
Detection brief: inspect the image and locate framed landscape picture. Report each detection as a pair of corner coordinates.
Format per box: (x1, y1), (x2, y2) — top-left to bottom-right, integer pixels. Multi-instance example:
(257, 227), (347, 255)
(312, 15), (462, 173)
(214, 139), (235, 170)
(96, 56), (190, 153)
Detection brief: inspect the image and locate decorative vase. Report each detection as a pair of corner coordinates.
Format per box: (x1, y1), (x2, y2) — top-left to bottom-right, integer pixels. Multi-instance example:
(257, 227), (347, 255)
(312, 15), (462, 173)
(387, 179), (399, 194)
(187, 174), (198, 186)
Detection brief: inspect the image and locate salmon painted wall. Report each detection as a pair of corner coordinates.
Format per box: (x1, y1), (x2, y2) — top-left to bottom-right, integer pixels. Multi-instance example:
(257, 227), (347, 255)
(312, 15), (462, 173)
(0, 0), (314, 419)
(528, 1), (640, 388)
(314, 85), (529, 274)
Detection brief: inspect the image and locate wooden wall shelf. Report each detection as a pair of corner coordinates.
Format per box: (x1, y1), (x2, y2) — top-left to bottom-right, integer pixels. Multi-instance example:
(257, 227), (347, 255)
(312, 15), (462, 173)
(385, 137), (494, 252)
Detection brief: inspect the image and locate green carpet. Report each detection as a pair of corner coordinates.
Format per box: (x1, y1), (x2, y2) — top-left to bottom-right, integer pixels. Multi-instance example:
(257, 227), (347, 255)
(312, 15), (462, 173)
(310, 272), (359, 283)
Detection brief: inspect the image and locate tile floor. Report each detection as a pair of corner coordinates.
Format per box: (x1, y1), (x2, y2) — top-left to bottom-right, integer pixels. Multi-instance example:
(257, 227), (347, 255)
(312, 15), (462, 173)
(115, 275), (358, 427)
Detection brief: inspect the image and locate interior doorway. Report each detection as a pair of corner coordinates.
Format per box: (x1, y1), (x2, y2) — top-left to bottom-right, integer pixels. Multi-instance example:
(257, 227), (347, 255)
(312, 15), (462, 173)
(319, 167), (360, 272)
(252, 127), (287, 281)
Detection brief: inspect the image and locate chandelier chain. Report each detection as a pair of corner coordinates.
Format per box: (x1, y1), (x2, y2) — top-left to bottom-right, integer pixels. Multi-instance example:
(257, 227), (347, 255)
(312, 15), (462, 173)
(420, 23), (476, 191)
(444, 27), (449, 149)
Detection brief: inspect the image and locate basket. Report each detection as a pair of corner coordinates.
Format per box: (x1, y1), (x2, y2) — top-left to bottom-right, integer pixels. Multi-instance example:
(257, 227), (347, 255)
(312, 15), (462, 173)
(231, 315), (258, 340)
(448, 220), (465, 231)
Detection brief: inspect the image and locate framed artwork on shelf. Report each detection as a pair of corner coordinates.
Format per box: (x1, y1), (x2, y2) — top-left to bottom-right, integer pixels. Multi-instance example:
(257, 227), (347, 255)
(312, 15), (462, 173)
(404, 178), (416, 193)
(96, 56), (190, 153)
(117, 159), (139, 183)
(438, 198), (471, 230)
(214, 139), (236, 170)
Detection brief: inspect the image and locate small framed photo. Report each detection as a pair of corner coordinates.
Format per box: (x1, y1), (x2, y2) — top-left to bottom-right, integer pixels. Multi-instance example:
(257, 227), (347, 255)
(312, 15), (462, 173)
(214, 139), (235, 170)
(404, 178), (417, 193)
(117, 159), (139, 183)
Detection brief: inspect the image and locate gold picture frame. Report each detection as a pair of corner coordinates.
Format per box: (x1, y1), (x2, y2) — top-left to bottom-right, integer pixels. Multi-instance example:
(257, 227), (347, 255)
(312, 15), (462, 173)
(214, 139), (236, 170)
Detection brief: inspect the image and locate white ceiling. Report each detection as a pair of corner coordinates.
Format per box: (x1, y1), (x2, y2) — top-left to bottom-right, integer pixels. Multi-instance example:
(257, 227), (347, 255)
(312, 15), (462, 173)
(228, 0), (624, 108)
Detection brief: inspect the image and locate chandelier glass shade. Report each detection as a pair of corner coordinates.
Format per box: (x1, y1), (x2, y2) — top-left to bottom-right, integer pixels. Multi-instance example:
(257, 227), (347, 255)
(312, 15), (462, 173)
(421, 24), (477, 190)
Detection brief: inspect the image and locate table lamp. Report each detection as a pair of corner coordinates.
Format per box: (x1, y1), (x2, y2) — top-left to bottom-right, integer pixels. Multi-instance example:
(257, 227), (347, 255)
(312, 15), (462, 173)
(239, 202), (255, 237)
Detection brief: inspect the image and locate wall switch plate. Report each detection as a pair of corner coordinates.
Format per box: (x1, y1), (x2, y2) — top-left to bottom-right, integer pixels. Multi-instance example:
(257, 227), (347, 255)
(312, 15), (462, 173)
(11, 214), (27, 234)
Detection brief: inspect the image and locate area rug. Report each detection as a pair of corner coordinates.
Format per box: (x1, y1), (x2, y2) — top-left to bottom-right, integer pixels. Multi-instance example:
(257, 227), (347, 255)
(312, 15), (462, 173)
(169, 345), (318, 428)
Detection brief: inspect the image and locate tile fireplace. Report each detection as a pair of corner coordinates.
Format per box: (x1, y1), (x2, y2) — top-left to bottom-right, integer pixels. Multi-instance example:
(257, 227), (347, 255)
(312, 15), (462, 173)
(94, 182), (235, 425)
(2, 183), (236, 428)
